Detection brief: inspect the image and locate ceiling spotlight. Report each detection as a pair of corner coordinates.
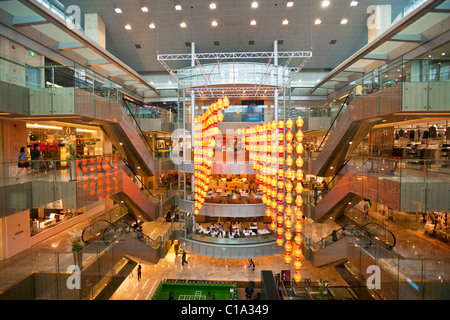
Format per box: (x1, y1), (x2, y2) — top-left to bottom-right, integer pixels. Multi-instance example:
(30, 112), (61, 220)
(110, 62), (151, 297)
(175, 4), (182, 10)
(315, 18), (322, 25)
(115, 8), (122, 13)
(149, 23), (156, 29)
(282, 19), (289, 25)
(287, 1), (294, 7)
(124, 24), (131, 30)
(250, 19), (257, 25)
(180, 21), (187, 28)
(212, 20), (218, 27)
(350, 1), (359, 6)
(322, 1), (330, 7)
(141, 6), (148, 12)
(210, 2), (216, 9)
(341, 18), (348, 24)
(252, 1), (258, 8)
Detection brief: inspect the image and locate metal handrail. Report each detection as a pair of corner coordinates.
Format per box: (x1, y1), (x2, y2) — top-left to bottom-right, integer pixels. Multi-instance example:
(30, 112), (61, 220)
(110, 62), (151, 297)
(316, 86), (355, 152)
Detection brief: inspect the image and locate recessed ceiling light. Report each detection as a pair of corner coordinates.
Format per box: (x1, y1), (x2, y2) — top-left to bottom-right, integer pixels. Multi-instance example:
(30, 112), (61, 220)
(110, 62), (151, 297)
(350, 1), (358, 6)
(252, 1), (258, 8)
(250, 19), (257, 25)
(321, 1), (330, 7)
(287, 1), (294, 7)
(212, 20), (218, 27)
(282, 19), (289, 25)
(141, 6), (148, 12)
(175, 4), (182, 10)
(341, 18), (348, 24)
(124, 24), (131, 30)
(180, 21), (187, 28)
(442, 52), (446, 56)
(149, 23), (156, 29)
(210, 2), (216, 9)
(115, 8), (122, 13)
(315, 18), (322, 25)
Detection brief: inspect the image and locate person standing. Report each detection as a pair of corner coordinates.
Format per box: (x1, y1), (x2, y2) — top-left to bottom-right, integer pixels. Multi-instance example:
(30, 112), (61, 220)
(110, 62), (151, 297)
(30, 144), (41, 174)
(181, 250), (188, 266)
(313, 187), (319, 205)
(137, 264), (142, 281)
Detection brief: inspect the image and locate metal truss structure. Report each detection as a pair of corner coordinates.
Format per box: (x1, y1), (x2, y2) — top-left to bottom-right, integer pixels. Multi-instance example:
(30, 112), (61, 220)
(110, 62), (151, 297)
(157, 51), (312, 98)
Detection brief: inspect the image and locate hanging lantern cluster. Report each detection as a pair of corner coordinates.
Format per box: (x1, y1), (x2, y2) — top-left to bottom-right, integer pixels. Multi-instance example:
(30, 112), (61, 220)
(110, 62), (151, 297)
(293, 116), (304, 284)
(77, 155), (121, 201)
(193, 96), (229, 215)
(243, 121), (278, 235)
(239, 116), (304, 283)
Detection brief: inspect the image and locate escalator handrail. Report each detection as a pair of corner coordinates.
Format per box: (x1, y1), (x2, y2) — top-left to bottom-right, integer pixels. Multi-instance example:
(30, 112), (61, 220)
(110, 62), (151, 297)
(122, 97), (161, 155)
(316, 86), (356, 152)
(120, 157), (169, 201)
(317, 156), (352, 199)
(358, 221), (396, 249)
(81, 218), (117, 243)
(121, 220), (163, 245)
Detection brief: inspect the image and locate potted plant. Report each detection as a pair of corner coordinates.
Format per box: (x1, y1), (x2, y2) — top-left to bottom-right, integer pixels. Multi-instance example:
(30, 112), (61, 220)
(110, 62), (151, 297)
(67, 229), (84, 268)
(67, 143), (77, 181)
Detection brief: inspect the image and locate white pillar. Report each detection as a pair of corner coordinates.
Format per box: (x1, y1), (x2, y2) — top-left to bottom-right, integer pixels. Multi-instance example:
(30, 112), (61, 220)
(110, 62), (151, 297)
(367, 5), (392, 43)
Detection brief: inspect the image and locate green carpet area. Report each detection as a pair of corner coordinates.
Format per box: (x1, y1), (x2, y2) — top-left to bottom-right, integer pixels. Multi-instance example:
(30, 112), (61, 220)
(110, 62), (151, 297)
(152, 281), (238, 300)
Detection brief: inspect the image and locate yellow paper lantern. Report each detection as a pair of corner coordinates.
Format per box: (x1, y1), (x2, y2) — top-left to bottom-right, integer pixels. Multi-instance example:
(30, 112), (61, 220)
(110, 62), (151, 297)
(278, 119), (284, 129)
(285, 229), (292, 241)
(277, 215), (284, 225)
(295, 183), (303, 194)
(294, 271), (302, 284)
(284, 252), (292, 265)
(295, 222), (303, 233)
(296, 157), (304, 168)
(285, 241), (293, 252)
(296, 170), (303, 181)
(285, 193), (293, 205)
(286, 118), (294, 130)
(286, 131), (293, 142)
(285, 168), (293, 180)
(294, 259), (302, 271)
(296, 144), (304, 155)
(295, 196), (303, 207)
(296, 117), (304, 129)
(286, 156), (293, 167)
(277, 237), (284, 247)
(285, 205), (293, 217)
(277, 227), (284, 236)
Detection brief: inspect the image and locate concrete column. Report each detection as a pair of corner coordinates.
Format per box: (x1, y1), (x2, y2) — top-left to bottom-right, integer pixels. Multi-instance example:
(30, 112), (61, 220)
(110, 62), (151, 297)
(84, 13), (106, 49)
(367, 5), (392, 43)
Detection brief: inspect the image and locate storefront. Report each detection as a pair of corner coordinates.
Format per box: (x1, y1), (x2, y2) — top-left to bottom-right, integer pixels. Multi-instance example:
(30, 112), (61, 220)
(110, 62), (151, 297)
(26, 121), (104, 165)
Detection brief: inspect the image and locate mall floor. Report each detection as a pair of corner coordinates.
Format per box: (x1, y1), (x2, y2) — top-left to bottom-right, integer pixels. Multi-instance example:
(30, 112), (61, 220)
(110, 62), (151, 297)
(1, 193), (450, 299)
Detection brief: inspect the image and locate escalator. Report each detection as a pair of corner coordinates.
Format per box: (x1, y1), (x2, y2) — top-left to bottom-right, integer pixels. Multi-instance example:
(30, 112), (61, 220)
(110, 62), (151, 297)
(100, 99), (156, 178)
(308, 222), (397, 267)
(312, 88), (374, 178)
(311, 171), (363, 222)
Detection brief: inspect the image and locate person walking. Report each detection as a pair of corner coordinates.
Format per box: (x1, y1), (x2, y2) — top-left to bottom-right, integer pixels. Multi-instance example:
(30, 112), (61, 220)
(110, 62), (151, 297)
(16, 147), (29, 179)
(181, 250), (188, 266)
(313, 187), (319, 205)
(137, 264), (142, 281)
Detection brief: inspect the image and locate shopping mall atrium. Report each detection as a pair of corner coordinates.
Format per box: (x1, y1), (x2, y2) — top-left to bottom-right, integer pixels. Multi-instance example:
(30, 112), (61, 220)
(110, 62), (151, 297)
(0, 0), (449, 302)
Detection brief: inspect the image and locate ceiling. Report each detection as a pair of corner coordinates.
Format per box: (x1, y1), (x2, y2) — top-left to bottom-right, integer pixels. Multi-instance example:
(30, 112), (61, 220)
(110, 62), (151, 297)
(58, 0), (413, 74)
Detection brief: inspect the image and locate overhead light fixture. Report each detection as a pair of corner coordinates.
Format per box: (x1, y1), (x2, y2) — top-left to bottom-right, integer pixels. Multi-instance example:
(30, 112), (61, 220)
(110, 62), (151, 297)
(114, 8), (122, 13)
(282, 19), (289, 25)
(287, 1), (294, 7)
(252, 1), (258, 8)
(212, 20), (218, 27)
(315, 18), (322, 25)
(250, 19), (257, 25)
(124, 24), (132, 30)
(141, 6), (148, 12)
(321, 1), (330, 7)
(175, 4), (182, 10)
(210, 2), (216, 9)
(350, 1), (358, 6)
(442, 52), (446, 56)
(340, 18), (348, 24)
(180, 21), (187, 28)
(149, 23), (156, 29)
(26, 123), (62, 130)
